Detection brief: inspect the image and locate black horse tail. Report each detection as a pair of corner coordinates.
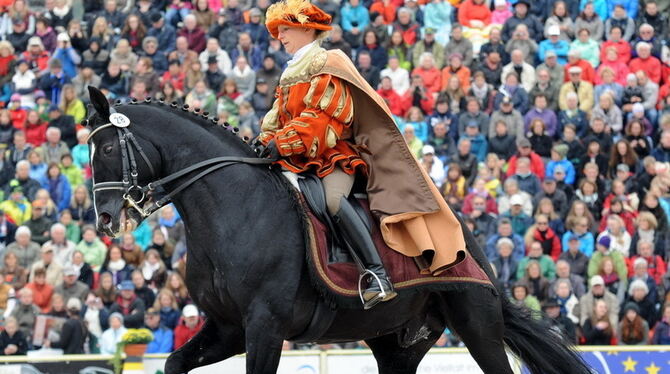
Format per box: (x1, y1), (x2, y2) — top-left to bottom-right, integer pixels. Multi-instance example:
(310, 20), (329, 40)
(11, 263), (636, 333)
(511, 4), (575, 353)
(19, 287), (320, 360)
(500, 296), (592, 374)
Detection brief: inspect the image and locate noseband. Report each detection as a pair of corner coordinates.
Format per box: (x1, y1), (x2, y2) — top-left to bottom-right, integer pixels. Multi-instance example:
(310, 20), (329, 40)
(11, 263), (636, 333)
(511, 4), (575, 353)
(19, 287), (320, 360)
(88, 108), (275, 218)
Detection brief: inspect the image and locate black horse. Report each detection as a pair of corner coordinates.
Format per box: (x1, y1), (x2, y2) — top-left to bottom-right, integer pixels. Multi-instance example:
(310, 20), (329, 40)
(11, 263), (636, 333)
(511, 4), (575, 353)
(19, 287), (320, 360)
(86, 86), (590, 374)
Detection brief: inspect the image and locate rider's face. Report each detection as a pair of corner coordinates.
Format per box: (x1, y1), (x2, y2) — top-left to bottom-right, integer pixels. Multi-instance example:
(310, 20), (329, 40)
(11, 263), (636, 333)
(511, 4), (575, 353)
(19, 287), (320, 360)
(277, 25), (316, 55)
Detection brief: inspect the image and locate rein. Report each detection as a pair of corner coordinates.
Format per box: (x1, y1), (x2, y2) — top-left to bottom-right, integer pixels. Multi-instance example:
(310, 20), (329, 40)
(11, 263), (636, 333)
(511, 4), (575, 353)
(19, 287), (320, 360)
(88, 109), (275, 218)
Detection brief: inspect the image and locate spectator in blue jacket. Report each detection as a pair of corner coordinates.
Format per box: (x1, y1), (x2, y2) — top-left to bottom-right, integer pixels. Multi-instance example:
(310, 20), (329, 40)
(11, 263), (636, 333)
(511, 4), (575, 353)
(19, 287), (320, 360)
(538, 25), (569, 65)
(38, 59), (71, 106)
(580, 0), (609, 21)
(39, 163), (71, 212)
(607, 0), (638, 20)
(546, 144), (576, 185)
(341, 0), (369, 47)
(241, 8), (270, 51)
(52, 34), (81, 79)
(652, 131), (670, 162)
(147, 12), (177, 53)
(485, 218), (526, 262)
(462, 122), (488, 162)
(561, 217), (595, 257)
(144, 308), (174, 354)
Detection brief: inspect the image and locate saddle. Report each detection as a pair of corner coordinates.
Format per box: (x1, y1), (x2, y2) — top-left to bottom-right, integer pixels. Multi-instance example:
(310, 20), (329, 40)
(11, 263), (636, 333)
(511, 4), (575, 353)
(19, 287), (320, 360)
(296, 175), (491, 309)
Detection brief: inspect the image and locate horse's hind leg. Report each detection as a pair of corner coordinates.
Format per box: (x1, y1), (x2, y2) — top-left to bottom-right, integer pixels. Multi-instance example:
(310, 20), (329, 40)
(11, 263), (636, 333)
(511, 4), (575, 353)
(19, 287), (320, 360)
(365, 330), (442, 374)
(443, 287), (514, 374)
(165, 319), (245, 374)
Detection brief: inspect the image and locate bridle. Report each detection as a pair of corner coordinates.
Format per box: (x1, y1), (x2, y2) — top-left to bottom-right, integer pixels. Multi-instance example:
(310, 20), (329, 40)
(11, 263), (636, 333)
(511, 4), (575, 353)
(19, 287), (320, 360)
(88, 108), (276, 218)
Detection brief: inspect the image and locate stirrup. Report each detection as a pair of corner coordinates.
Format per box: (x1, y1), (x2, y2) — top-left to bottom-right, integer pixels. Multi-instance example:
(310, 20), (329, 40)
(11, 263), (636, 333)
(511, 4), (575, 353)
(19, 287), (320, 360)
(358, 270), (396, 310)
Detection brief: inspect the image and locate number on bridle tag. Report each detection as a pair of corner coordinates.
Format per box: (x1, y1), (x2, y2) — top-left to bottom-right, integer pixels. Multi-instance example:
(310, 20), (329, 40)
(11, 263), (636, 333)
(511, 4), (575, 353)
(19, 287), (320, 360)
(109, 113), (131, 128)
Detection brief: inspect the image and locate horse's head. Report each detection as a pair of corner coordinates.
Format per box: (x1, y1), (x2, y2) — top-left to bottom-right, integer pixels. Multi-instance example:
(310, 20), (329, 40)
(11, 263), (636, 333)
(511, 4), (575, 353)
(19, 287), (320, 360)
(87, 86), (160, 237)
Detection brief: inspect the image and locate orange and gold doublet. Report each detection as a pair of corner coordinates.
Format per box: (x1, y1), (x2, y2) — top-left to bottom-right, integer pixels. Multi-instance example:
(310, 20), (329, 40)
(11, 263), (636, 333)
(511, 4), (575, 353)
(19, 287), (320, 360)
(259, 44), (367, 177)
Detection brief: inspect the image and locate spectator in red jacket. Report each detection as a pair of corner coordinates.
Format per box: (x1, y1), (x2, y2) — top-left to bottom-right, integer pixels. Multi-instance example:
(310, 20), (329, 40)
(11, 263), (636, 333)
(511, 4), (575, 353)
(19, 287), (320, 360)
(411, 52), (441, 95)
(564, 50), (595, 84)
(506, 137), (545, 180)
(627, 240), (666, 286)
(21, 37), (50, 74)
(177, 15), (206, 53)
(600, 26), (631, 64)
(392, 7), (419, 45)
(377, 76), (408, 117)
(628, 42), (662, 84)
(23, 110), (46, 146)
(369, 0), (397, 25)
(174, 304), (204, 350)
(526, 214), (562, 260)
(458, 0), (492, 29)
(7, 94), (26, 129)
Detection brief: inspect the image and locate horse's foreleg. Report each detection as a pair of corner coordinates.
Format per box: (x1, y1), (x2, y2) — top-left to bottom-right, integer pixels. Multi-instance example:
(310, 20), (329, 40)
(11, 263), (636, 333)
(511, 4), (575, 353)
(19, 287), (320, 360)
(244, 305), (289, 374)
(365, 330), (442, 374)
(164, 319), (245, 374)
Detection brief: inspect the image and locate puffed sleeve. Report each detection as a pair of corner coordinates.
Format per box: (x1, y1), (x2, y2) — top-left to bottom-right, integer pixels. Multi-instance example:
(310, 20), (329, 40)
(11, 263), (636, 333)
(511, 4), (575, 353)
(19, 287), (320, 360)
(273, 74), (354, 158)
(258, 98), (280, 145)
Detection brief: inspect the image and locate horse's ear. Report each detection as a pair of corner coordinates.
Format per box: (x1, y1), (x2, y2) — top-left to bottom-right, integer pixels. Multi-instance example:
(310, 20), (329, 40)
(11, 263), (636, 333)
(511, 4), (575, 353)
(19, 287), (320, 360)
(88, 86), (110, 118)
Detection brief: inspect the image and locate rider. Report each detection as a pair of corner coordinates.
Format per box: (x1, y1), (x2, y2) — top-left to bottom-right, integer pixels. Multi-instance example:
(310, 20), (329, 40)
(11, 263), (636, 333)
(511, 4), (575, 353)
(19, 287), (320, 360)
(260, 0), (467, 308)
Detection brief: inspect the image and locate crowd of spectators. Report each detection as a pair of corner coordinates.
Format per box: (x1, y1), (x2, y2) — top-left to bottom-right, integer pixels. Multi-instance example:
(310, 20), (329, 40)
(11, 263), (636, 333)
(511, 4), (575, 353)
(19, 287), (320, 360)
(0, 0), (668, 356)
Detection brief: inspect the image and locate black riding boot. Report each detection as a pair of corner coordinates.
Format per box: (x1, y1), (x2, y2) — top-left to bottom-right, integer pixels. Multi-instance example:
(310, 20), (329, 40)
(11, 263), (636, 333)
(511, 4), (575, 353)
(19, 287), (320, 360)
(333, 197), (397, 309)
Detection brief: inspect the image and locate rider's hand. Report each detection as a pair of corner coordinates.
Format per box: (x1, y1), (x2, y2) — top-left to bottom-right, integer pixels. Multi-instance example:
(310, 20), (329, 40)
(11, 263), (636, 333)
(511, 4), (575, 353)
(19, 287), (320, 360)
(260, 140), (280, 160)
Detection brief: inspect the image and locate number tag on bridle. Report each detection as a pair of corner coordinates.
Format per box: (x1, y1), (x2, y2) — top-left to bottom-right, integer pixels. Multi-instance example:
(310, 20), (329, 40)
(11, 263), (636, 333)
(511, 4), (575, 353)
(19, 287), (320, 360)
(109, 113), (131, 128)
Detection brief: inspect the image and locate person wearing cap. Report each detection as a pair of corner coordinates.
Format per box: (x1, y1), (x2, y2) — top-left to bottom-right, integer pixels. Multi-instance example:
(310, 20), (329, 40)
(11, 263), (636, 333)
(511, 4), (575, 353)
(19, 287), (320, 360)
(506, 136), (545, 179)
(538, 25), (569, 65)
(55, 264), (90, 304)
(81, 38), (111, 77)
(419, 145), (445, 188)
(144, 307), (174, 353)
(174, 304), (204, 349)
(147, 11), (177, 54)
(499, 193), (533, 237)
(53, 32), (81, 79)
(411, 27), (444, 70)
(29, 243), (63, 286)
(617, 301), (650, 345)
(578, 275), (620, 327)
(106, 280), (146, 329)
(543, 296), (577, 343)
(44, 297), (87, 354)
(489, 94), (524, 139)
(501, 0), (543, 42)
(6, 18), (31, 54)
(37, 58), (71, 106)
(20, 37), (49, 73)
(559, 65), (594, 113)
(100, 312), (128, 355)
(622, 278), (657, 328)
(557, 234), (588, 278)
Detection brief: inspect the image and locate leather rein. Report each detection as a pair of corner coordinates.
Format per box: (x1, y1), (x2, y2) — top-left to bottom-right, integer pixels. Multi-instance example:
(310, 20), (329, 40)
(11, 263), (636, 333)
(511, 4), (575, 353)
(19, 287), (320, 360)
(88, 108), (276, 218)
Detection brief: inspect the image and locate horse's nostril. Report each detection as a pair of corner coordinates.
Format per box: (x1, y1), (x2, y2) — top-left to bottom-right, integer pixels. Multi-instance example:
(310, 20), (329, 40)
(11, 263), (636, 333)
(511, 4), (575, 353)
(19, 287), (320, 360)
(99, 213), (112, 225)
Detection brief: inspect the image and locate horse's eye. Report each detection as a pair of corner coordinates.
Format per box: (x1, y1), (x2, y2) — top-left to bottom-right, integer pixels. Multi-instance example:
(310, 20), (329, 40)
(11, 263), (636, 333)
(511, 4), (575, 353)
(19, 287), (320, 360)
(103, 145), (113, 154)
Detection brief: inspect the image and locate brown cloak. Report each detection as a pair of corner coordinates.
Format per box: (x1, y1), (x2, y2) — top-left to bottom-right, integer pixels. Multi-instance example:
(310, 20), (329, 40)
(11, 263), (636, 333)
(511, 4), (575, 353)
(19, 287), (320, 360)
(313, 49), (467, 275)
